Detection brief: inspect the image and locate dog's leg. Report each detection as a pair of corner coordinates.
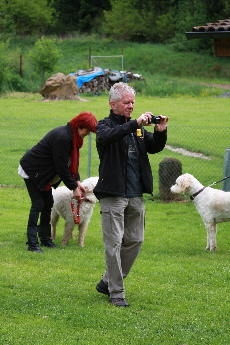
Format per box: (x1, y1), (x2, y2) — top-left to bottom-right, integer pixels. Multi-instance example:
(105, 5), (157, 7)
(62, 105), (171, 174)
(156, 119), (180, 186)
(204, 221), (217, 252)
(78, 222), (89, 247)
(62, 221), (75, 246)
(50, 209), (59, 240)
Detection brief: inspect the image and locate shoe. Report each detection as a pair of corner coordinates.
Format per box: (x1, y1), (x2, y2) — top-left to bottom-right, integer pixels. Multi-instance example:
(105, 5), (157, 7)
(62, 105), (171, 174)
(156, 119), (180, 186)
(110, 298), (129, 307)
(96, 279), (109, 296)
(38, 224), (57, 247)
(26, 226), (43, 252)
(27, 243), (43, 253)
(40, 239), (57, 247)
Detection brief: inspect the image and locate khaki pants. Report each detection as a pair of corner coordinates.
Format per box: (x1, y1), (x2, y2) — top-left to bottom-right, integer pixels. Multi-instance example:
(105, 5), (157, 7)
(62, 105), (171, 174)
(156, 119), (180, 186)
(100, 197), (145, 299)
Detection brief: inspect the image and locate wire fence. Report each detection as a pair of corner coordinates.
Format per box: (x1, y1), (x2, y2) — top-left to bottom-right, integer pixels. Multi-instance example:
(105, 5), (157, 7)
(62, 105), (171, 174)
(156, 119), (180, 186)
(1, 120), (230, 194)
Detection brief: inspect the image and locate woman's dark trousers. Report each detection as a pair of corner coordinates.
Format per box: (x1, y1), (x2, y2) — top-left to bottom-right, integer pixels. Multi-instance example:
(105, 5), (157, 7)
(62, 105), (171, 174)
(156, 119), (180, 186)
(24, 178), (56, 252)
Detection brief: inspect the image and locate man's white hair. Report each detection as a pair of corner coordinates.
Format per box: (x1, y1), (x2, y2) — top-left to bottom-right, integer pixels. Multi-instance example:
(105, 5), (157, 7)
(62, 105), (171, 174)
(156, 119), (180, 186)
(109, 82), (135, 102)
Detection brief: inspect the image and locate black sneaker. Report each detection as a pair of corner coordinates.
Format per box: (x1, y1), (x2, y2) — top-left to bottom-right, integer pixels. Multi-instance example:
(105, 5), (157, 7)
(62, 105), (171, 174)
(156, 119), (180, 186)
(40, 239), (57, 247)
(96, 279), (109, 296)
(28, 245), (43, 253)
(110, 298), (129, 307)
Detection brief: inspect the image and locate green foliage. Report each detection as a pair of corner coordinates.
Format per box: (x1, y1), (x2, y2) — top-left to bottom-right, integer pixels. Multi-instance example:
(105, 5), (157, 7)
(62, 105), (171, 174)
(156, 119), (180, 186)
(1, 0), (230, 43)
(6, 74), (29, 92)
(103, 0), (145, 40)
(0, 40), (11, 92)
(1, 35), (230, 93)
(132, 75), (222, 97)
(0, 0), (57, 35)
(50, 0), (111, 34)
(156, 7), (177, 42)
(29, 36), (62, 85)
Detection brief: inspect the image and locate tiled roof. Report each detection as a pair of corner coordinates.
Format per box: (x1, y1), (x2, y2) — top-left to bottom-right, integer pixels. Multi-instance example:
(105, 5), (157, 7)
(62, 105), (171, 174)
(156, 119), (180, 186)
(192, 18), (230, 32)
(186, 18), (230, 39)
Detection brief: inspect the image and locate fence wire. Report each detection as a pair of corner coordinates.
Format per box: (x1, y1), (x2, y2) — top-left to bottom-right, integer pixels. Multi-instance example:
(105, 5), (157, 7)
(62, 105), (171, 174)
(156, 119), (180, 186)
(1, 120), (230, 194)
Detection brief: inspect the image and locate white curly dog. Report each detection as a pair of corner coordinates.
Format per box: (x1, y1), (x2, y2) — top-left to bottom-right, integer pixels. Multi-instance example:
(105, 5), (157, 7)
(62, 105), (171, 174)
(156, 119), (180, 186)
(51, 176), (99, 247)
(171, 173), (230, 252)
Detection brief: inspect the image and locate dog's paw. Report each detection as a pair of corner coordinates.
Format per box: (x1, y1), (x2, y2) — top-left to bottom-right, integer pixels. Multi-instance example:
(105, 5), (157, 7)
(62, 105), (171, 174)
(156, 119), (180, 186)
(210, 246), (216, 252)
(206, 245), (216, 252)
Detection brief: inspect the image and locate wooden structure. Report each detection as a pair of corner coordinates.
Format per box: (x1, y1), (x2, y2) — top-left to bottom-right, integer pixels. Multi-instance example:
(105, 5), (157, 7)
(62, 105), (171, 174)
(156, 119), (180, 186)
(186, 18), (230, 57)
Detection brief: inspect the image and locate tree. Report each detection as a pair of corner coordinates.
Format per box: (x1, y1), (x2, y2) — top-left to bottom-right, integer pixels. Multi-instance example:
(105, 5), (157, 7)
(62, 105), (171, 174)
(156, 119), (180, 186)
(0, 41), (11, 92)
(29, 37), (62, 86)
(0, 0), (57, 35)
(103, 0), (145, 40)
(51, 0), (111, 33)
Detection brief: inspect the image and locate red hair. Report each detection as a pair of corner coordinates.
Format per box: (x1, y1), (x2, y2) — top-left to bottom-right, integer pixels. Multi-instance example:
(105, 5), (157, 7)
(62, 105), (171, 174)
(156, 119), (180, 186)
(69, 111), (97, 179)
(69, 111), (97, 133)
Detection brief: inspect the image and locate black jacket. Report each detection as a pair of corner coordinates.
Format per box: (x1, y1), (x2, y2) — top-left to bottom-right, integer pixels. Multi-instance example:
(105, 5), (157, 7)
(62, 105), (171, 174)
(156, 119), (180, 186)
(20, 123), (79, 191)
(93, 110), (167, 197)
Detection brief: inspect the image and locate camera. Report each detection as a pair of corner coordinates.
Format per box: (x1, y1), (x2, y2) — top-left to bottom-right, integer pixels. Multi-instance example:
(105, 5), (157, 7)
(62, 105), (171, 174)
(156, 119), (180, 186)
(148, 115), (161, 124)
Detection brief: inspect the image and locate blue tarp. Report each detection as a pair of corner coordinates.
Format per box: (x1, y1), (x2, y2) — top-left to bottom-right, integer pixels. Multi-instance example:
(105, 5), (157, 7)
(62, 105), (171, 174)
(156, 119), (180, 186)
(69, 68), (104, 89)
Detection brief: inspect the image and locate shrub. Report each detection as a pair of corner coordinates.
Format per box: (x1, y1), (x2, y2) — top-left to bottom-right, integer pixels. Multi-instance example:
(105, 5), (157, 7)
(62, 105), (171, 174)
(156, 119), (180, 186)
(29, 36), (62, 86)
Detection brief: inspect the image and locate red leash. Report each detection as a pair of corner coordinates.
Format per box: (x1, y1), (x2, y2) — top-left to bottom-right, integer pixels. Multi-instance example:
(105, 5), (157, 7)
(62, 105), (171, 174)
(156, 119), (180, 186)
(71, 197), (89, 224)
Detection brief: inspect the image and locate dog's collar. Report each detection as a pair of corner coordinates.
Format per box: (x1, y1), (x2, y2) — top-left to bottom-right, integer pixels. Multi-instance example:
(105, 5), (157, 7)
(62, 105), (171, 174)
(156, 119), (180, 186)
(190, 186), (207, 200)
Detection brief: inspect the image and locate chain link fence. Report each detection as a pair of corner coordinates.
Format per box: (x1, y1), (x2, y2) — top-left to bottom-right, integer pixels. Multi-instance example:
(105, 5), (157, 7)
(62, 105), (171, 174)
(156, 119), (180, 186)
(1, 119), (230, 194)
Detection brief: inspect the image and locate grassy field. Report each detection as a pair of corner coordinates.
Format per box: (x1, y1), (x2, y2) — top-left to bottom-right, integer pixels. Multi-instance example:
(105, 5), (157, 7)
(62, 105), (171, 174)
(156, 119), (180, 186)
(1, 39), (230, 343)
(4, 35), (230, 94)
(1, 92), (230, 188)
(1, 185), (230, 344)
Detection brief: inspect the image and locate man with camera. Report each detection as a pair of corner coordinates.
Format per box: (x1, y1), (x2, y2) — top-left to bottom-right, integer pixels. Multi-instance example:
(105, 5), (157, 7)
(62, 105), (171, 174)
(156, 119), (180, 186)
(94, 82), (168, 307)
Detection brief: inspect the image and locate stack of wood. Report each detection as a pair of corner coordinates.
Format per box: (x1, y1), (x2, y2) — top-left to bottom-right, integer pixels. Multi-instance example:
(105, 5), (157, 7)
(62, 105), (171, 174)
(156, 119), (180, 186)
(74, 68), (145, 94)
(79, 74), (110, 94)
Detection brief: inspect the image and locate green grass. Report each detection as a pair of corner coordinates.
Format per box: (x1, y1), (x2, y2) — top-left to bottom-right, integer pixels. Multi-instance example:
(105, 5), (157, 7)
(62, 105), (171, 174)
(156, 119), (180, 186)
(1, 36), (230, 344)
(1, 187), (230, 344)
(1, 94), (230, 343)
(1, 93), (230, 188)
(4, 35), (230, 94)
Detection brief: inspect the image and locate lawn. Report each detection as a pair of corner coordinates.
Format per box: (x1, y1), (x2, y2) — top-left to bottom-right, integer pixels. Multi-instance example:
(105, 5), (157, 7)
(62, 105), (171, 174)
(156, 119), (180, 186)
(1, 93), (230, 187)
(0, 187), (230, 344)
(1, 92), (230, 344)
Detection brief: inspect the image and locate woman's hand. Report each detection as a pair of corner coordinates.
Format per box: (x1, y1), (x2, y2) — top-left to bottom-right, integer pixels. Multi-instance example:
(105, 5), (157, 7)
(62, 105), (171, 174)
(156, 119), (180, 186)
(73, 181), (87, 200)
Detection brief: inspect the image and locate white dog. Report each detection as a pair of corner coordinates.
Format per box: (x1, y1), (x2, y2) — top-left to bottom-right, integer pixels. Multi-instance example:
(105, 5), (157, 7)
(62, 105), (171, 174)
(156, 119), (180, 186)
(170, 173), (230, 251)
(51, 176), (98, 247)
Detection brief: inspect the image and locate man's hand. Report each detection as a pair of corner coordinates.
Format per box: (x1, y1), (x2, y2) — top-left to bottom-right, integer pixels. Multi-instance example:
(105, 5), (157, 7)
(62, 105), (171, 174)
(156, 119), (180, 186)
(136, 112), (153, 126)
(136, 112), (169, 131)
(154, 115), (169, 132)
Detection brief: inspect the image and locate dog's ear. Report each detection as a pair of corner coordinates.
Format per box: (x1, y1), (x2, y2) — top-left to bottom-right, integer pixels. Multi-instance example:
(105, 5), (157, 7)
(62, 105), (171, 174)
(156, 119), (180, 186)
(180, 175), (191, 193)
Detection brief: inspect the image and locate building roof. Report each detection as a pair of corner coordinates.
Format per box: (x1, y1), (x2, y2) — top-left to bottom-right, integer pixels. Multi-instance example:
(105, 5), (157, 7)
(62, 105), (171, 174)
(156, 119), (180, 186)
(186, 18), (230, 39)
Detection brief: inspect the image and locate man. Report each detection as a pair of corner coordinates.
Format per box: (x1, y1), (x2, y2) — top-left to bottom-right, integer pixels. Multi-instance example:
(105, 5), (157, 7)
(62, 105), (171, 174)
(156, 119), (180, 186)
(19, 111), (97, 252)
(94, 82), (168, 307)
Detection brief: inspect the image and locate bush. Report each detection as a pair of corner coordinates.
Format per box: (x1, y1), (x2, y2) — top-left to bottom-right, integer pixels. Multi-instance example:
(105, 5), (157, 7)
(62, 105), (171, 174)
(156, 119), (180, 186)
(0, 40), (11, 92)
(6, 74), (29, 92)
(29, 36), (62, 85)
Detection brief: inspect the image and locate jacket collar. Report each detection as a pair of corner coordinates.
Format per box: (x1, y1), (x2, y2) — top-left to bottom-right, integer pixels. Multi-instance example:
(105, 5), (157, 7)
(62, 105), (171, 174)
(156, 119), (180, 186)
(109, 109), (131, 124)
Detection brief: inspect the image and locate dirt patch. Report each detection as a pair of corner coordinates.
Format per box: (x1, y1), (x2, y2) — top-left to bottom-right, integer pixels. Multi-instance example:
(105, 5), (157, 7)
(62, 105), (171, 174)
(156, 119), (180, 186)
(199, 83), (230, 90)
(165, 145), (211, 160)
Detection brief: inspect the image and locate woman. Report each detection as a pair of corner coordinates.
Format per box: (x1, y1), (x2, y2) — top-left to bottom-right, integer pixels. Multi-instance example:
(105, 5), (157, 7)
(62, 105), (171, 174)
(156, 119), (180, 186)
(18, 111), (97, 252)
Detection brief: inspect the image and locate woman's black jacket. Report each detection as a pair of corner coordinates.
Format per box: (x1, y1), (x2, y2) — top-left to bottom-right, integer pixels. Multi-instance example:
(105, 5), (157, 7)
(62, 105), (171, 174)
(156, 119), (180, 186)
(20, 123), (79, 191)
(93, 110), (167, 198)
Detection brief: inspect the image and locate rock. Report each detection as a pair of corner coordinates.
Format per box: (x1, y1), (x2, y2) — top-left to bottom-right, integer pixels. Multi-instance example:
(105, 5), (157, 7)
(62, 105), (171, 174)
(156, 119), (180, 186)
(39, 73), (88, 101)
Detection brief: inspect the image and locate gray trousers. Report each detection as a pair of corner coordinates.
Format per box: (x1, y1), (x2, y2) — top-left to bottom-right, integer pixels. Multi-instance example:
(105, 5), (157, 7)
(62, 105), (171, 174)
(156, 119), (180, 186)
(100, 197), (145, 298)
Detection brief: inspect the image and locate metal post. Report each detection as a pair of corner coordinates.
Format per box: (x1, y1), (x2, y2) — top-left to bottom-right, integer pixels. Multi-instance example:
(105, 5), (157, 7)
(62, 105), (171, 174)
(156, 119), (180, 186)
(89, 47), (91, 68)
(222, 147), (230, 191)
(20, 54), (22, 77)
(87, 132), (92, 177)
